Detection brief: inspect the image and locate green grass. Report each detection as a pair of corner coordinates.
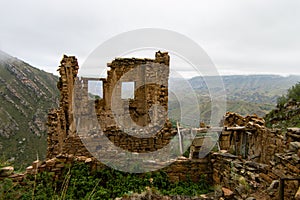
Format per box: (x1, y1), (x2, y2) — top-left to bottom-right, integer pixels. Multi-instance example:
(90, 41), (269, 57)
(0, 162), (212, 200)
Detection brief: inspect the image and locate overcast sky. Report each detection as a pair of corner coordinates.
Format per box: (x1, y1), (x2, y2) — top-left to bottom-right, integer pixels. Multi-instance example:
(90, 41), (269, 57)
(0, 0), (300, 77)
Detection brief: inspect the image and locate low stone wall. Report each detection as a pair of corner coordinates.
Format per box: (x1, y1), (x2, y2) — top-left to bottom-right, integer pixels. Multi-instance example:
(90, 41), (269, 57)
(23, 154), (212, 184)
(212, 151), (273, 199)
(163, 156), (212, 183)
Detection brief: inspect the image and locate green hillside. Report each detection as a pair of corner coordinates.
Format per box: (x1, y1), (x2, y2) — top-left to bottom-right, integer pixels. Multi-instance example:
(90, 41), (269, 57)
(0, 50), (59, 169)
(265, 82), (300, 129)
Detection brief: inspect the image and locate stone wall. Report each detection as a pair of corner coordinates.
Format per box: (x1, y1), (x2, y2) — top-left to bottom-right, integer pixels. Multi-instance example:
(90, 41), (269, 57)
(47, 52), (177, 159)
(43, 52), (211, 183)
(47, 55), (80, 159)
(213, 113), (300, 199)
(93, 51), (175, 153)
(220, 112), (285, 164)
(212, 142), (300, 199)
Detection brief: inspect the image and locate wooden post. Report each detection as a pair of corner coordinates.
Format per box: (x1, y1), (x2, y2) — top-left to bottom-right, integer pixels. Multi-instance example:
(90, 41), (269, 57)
(177, 121), (183, 155)
(279, 178), (284, 200)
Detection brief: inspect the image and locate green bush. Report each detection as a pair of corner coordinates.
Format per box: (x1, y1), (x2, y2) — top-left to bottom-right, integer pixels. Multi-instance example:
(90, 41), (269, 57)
(287, 82), (300, 102)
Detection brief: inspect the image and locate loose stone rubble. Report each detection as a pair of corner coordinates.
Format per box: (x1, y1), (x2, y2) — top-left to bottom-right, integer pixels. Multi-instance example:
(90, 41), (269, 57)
(213, 112), (300, 199)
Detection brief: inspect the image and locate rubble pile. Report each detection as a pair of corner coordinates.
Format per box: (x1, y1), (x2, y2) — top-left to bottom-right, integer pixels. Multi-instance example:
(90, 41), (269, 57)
(214, 112), (300, 199)
(223, 112), (265, 128)
(220, 112), (285, 164)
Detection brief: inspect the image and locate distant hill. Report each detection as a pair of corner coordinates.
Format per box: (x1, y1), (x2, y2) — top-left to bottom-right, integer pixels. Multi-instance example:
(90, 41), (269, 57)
(0, 50), (58, 169)
(168, 75), (300, 124)
(189, 75), (300, 104)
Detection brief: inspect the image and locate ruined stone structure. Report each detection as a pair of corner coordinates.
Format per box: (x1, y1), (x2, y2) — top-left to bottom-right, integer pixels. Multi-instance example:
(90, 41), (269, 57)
(47, 52), (176, 158)
(3, 53), (300, 199)
(219, 112), (285, 164)
(47, 55), (92, 159)
(93, 51), (176, 153)
(43, 52), (211, 182)
(213, 113), (300, 199)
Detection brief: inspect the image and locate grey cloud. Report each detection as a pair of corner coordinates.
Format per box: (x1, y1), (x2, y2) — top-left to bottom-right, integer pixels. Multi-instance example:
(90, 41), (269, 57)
(0, 0), (299, 76)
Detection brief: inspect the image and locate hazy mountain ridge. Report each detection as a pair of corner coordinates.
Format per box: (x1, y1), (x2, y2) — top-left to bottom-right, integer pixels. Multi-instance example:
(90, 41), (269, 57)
(0, 50), (59, 168)
(168, 75), (300, 123)
(189, 75), (300, 104)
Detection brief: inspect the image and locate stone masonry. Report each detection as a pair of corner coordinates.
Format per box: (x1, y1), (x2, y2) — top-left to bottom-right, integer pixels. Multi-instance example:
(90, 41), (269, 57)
(42, 52), (211, 182)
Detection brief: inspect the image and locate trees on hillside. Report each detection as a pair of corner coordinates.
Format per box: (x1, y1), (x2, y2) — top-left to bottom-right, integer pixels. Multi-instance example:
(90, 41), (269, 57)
(287, 82), (300, 102)
(277, 82), (300, 107)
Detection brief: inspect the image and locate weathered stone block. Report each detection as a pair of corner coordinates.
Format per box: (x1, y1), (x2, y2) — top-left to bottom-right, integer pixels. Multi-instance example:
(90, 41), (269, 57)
(0, 166), (14, 177)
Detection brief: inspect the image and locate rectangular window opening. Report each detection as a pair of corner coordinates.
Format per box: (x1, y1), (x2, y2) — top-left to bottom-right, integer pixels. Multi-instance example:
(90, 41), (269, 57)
(88, 80), (103, 100)
(121, 82), (135, 99)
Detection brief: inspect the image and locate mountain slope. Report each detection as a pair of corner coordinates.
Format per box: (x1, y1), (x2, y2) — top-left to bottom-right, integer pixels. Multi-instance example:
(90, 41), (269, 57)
(265, 82), (300, 129)
(0, 50), (58, 168)
(168, 75), (300, 124)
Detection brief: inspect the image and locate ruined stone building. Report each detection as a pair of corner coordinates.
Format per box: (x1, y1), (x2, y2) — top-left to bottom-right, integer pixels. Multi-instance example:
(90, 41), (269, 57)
(47, 52), (176, 157)
(43, 52), (211, 180)
(19, 52), (300, 199)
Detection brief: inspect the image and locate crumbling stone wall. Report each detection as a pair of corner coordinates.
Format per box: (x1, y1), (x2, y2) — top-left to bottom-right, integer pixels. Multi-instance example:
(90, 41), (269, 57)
(94, 51), (176, 153)
(47, 52), (176, 158)
(220, 112), (285, 164)
(214, 113), (300, 199)
(47, 55), (89, 159)
(43, 52), (211, 183)
(212, 137), (300, 199)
